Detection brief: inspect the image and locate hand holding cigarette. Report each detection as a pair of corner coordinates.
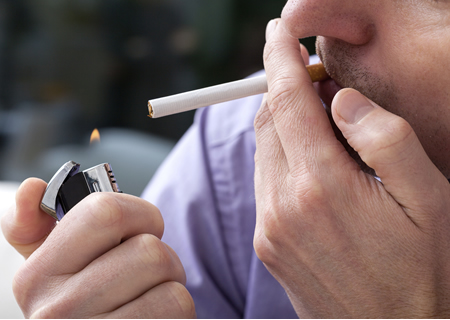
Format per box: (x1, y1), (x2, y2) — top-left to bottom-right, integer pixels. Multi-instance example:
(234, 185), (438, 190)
(148, 62), (329, 118)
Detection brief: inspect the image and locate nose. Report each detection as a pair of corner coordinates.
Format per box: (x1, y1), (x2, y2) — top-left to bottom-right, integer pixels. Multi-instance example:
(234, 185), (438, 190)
(282, 0), (375, 46)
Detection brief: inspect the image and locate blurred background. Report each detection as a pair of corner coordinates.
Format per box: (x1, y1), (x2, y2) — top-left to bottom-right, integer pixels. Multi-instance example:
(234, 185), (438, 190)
(0, 2), (318, 318)
(0, 0), (316, 196)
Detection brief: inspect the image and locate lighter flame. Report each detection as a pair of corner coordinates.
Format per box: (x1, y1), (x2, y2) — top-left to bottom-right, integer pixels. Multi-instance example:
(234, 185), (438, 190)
(90, 128), (100, 144)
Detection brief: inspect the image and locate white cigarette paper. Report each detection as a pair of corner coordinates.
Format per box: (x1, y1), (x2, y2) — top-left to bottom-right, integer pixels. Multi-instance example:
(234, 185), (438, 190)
(148, 63), (328, 118)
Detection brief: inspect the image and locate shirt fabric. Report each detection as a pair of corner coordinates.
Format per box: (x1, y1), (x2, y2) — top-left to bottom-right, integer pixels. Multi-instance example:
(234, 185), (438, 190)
(141, 64), (328, 318)
(141, 55), (450, 317)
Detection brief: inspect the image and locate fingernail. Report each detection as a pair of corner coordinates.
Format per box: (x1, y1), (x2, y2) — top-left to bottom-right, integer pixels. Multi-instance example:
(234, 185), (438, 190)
(337, 90), (375, 124)
(266, 19), (278, 41)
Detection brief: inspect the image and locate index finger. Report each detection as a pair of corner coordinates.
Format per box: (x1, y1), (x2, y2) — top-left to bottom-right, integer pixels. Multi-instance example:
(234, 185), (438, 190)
(26, 192), (164, 276)
(263, 19), (338, 167)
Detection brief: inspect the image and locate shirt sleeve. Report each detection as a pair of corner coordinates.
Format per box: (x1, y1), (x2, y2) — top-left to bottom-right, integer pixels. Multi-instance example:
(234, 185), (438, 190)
(141, 106), (246, 318)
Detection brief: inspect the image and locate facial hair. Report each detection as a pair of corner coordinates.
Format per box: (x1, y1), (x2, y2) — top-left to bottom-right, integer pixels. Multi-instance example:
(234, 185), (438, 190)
(316, 36), (398, 112)
(315, 37), (400, 177)
(315, 37), (450, 178)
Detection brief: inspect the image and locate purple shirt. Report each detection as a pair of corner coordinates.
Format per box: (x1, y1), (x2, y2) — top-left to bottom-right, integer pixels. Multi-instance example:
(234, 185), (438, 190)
(142, 71), (297, 318)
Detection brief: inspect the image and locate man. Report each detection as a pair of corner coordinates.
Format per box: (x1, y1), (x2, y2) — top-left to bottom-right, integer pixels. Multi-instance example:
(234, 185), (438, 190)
(3, 0), (450, 318)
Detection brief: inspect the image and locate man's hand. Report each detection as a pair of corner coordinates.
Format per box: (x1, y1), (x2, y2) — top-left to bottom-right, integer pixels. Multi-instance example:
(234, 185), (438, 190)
(253, 19), (450, 318)
(1, 178), (195, 318)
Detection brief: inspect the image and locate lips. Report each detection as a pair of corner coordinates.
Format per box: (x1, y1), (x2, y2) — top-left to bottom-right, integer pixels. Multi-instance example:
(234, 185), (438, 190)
(315, 77), (343, 109)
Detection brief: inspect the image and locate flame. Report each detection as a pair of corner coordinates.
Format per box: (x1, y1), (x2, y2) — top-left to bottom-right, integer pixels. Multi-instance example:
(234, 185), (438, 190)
(90, 128), (100, 144)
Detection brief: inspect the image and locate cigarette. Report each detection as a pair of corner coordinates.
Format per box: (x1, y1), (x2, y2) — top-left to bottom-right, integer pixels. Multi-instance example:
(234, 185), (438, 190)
(148, 62), (329, 118)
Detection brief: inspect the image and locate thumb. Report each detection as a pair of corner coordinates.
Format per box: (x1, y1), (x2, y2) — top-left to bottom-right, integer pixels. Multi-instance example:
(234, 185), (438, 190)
(331, 88), (448, 213)
(1, 178), (56, 259)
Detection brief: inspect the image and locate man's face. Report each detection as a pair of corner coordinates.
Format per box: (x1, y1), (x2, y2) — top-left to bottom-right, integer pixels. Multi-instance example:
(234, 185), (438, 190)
(282, 0), (450, 178)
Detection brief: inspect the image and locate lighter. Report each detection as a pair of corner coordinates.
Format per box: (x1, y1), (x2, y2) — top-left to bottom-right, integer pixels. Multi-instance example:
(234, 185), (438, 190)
(40, 161), (121, 221)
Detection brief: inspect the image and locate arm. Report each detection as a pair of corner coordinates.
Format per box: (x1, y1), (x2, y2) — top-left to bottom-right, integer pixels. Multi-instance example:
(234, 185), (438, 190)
(1, 178), (195, 318)
(253, 19), (450, 318)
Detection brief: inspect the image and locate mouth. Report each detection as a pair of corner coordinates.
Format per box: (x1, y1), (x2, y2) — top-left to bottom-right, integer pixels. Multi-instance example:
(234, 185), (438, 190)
(314, 76), (343, 109)
(313, 72), (374, 174)
(314, 40), (344, 108)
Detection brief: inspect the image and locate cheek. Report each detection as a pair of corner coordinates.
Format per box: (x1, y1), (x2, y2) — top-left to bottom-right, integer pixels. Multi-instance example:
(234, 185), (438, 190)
(379, 37), (450, 175)
(373, 12), (450, 110)
(378, 44), (443, 135)
(384, 34), (450, 117)
(379, 6), (450, 106)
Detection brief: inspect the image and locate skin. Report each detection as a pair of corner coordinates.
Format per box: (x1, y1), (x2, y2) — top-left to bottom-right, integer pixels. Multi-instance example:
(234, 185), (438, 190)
(253, 0), (450, 318)
(3, 0), (450, 318)
(1, 179), (195, 318)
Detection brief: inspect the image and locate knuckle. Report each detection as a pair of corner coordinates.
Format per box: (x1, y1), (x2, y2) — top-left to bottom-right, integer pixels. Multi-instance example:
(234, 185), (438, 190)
(260, 204), (284, 245)
(253, 227), (276, 266)
(12, 263), (42, 312)
(254, 173), (328, 264)
(12, 269), (31, 311)
(254, 193), (290, 265)
(135, 234), (184, 280)
(148, 202), (163, 225)
(82, 192), (125, 229)
(254, 151), (259, 167)
(267, 78), (299, 116)
(389, 115), (412, 135)
(164, 281), (196, 318)
(291, 173), (328, 206)
(263, 41), (305, 117)
(262, 40), (275, 62)
(132, 198), (165, 239)
(30, 302), (70, 319)
(13, 263), (72, 318)
(136, 233), (167, 264)
(263, 38), (285, 63)
(254, 102), (272, 131)
(162, 244), (187, 284)
(384, 116), (414, 143)
(371, 116), (415, 160)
